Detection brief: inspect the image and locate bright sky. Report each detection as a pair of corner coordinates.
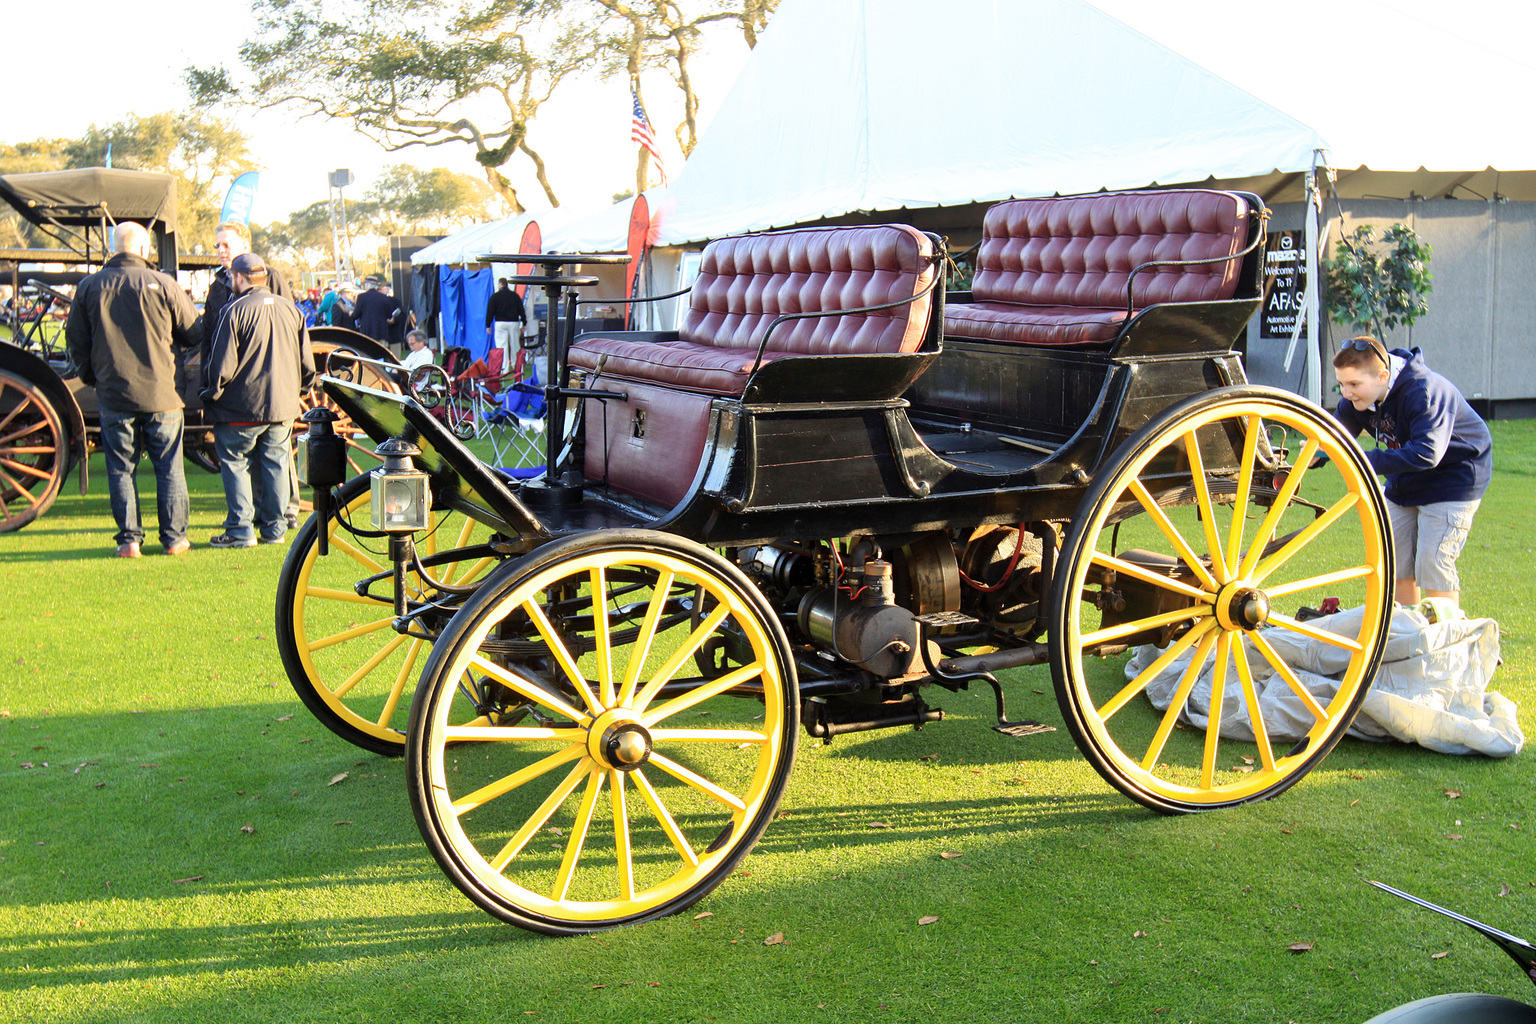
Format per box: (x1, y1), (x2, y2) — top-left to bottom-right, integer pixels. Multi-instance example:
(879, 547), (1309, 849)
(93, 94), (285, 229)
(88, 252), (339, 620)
(9, 0), (751, 230)
(1085, 0), (1536, 170)
(12, 0), (1534, 238)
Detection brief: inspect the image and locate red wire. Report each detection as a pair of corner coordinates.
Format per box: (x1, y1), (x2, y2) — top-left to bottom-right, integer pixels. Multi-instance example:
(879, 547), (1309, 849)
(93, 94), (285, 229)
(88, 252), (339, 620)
(959, 525), (1026, 593)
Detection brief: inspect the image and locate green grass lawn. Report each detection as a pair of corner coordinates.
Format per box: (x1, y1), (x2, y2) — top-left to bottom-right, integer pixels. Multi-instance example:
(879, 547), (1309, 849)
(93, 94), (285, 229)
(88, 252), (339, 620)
(2, 423), (1534, 1024)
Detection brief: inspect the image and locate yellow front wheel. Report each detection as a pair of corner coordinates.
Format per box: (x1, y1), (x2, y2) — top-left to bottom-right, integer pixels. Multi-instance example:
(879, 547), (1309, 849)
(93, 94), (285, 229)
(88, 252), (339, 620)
(406, 530), (798, 934)
(1050, 387), (1393, 813)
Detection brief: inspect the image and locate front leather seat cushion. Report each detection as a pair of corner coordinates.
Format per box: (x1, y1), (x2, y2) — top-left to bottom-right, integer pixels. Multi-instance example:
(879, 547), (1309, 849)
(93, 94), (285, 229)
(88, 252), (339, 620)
(569, 339), (792, 396)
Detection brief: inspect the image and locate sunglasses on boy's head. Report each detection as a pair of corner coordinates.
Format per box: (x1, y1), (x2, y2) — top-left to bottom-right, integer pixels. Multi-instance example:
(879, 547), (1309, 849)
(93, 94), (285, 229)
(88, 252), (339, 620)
(1342, 337), (1389, 365)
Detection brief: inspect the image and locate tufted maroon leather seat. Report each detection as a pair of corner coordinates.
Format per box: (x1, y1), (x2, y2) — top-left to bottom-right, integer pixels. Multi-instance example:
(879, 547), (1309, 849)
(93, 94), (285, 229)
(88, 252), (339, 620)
(571, 224), (937, 395)
(945, 190), (1253, 348)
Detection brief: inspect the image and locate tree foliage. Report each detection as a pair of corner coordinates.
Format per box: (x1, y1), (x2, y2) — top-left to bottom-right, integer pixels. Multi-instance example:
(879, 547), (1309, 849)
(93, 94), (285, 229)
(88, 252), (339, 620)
(66, 111), (256, 243)
(188, 0), (779, 210)
(0, 113), (253, 249)
(363, 164), (500, 230)
(252, 165), (492, 281)
(1324, 223), (1434, 338)
(188, 0), (600, 213)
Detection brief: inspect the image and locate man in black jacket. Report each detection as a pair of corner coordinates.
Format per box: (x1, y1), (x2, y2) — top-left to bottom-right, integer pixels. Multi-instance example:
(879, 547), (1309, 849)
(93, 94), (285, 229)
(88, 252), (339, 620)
(487, 277), (526, 358)
(197, 221), (292, 346)
(65, 221), (199, 558)
(199, 220), (305, 527)
(200, 253), (315, 548)
(352, 278), (400, 342)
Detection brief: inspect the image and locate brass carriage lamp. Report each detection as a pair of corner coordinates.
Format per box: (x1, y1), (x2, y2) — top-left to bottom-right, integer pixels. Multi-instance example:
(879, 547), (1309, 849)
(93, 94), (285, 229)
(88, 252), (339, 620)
(369, 438), (430, 533)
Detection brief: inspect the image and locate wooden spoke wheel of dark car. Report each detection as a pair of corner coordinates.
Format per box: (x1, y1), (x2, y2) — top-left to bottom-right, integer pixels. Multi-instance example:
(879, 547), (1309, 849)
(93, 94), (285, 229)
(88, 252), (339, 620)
(0, 369), (68, 532)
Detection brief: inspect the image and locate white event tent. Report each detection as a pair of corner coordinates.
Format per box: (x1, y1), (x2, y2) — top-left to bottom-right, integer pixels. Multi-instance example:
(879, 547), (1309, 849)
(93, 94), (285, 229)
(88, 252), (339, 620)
(646, 0), (1536, 407)
(650, 0), (1327, 246)
(648, 0), (1335, 396)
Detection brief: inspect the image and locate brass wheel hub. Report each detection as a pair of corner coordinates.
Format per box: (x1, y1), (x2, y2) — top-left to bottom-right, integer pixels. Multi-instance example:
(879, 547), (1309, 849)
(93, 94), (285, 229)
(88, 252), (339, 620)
(1214, 582), (1271, 632)
(586, 709), (652, 771)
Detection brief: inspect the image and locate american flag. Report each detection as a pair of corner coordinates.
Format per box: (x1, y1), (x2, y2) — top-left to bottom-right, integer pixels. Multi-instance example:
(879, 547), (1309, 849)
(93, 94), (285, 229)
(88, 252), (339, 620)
(630, 85), (667, 185)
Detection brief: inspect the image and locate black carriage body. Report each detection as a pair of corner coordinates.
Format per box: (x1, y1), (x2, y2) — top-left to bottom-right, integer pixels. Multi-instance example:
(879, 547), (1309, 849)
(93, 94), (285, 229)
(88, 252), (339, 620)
(642, 330), (1252, 545)
(315, 192), (1278, 632)
(291, 191), (1396, 932)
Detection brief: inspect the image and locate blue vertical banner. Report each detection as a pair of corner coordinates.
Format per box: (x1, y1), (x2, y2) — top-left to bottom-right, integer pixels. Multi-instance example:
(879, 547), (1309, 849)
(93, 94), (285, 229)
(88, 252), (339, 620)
(439, 265), (464, 352)
(219, 171), (261, 225)
(464, 268), (494, 360)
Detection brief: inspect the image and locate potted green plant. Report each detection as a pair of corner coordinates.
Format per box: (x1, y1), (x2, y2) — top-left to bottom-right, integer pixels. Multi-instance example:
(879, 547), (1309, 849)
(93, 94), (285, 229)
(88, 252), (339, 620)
(1323, 223), (1434, 338)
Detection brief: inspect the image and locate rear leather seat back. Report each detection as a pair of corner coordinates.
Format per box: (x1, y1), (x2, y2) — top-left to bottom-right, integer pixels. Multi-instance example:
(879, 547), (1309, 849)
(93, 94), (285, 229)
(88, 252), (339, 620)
(971, 190), (1251, 310)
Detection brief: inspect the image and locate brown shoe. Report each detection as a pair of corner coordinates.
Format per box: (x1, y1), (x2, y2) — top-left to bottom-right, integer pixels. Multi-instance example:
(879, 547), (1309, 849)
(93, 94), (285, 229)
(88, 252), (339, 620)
(165, 538), (191, 556)
(116, 542), (142, 559)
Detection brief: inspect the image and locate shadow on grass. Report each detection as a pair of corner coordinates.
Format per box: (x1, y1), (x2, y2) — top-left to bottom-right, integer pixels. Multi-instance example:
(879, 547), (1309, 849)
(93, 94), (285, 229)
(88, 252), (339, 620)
(0, 787), (1136, 994)
(754, 790), (1141, 854)
(0, 909), (531, 991)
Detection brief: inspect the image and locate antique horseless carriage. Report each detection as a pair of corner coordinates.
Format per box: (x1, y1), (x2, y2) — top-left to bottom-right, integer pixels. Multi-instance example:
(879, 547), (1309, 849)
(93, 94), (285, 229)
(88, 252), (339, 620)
(277, 188), (1395, 935)
(0, 167), (400, 531)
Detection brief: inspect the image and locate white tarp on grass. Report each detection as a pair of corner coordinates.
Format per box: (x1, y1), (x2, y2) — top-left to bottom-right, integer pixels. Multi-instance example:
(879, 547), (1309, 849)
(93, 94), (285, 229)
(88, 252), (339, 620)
(1126, 605), (1521, 757)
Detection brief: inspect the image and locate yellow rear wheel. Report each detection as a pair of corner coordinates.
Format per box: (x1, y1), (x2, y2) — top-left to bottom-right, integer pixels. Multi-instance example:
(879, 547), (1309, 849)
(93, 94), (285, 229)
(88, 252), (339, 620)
(275, 475), (503, 755)
(1051, 387), (1392, 813)
(407, 530), (797, 933)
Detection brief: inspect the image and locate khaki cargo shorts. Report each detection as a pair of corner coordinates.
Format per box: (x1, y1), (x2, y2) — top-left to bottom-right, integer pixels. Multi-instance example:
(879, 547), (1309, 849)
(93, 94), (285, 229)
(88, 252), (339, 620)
(1387, 498), (1480, 592)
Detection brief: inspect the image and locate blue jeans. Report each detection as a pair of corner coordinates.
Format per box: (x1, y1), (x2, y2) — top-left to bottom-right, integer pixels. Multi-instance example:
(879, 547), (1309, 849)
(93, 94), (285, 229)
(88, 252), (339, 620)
(214, 422), (293, 541)
(98, 407), (189, 547)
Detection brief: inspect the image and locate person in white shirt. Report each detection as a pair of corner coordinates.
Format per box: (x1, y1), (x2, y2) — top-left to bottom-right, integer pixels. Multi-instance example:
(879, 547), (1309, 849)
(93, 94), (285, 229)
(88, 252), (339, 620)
(401, 329), (435, 372)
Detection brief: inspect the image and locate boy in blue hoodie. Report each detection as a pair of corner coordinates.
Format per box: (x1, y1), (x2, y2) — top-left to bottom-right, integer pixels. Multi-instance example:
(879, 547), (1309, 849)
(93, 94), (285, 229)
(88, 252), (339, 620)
(1332, 336), (1492, 609)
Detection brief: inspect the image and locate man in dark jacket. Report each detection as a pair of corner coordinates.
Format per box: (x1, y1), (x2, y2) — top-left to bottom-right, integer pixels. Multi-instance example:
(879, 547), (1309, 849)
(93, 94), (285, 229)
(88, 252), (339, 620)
(487, 277), (526, 357)
(197, 221), (292, 346)
(65, 221), (198, 558)
(329, 283), (357, 327)
(352, 278), (400, 342)
(200, 253), (315, 548)
(1332, 336), (1492, 609)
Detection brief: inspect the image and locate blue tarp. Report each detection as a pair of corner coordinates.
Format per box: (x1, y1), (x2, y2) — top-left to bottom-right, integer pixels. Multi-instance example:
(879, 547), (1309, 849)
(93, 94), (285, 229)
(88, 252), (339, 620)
(436, 266), (495, 359)
(438, 265), (463, 353)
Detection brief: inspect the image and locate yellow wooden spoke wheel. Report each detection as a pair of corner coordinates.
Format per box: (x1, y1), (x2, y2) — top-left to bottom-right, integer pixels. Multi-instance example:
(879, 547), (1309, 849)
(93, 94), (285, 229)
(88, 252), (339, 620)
(0, 369), (67, 532)
(1050, 387), (1393, 813)
(406, 530), (797, 934)
(275, 475), (504, 755)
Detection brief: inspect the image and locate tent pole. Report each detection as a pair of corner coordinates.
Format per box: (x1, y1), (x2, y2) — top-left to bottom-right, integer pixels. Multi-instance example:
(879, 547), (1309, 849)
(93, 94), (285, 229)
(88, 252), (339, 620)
(1284, 154), (1326, 405)
(1303, 158), (1323, 405)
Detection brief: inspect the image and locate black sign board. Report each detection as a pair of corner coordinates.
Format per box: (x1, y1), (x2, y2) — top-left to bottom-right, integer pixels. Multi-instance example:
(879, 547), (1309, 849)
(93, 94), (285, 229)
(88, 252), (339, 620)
(1261, 230), (1307, 340)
